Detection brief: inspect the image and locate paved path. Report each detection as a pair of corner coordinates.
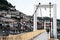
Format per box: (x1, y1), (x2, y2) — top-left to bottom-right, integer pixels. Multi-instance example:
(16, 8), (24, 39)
(32, 31), (49, 40)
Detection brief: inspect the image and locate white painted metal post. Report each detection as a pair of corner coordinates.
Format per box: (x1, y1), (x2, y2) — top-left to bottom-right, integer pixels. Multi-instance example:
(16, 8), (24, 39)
(33, 5), (37, 31)
(53, 4), (57, 39)
(44, 20), (46, 30)
(51, 22), (53, 37)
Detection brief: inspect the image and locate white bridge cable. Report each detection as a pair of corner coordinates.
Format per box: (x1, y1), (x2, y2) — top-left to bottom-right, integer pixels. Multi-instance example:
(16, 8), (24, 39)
(32, 3), (40, 17)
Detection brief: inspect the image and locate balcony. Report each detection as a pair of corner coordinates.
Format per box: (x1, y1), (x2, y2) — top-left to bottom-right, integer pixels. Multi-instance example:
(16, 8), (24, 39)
(0, 11), (7, 14)
(4, 14), (11, 18)
(11, 11), (19, 15)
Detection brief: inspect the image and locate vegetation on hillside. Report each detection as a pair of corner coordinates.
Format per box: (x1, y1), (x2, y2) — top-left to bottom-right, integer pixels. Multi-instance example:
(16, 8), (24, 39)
(0, 0), (13, 10)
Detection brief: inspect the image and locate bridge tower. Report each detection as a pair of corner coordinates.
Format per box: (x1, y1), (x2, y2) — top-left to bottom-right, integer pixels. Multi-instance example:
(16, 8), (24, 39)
(33, 3), (57, 39)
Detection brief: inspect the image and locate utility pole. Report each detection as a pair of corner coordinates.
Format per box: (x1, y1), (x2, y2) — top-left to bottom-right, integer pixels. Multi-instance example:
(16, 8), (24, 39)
(49, 2), (52, 38)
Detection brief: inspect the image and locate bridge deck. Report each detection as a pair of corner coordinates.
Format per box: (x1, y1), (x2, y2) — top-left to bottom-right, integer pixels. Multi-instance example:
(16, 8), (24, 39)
(18, 30), (45, 40)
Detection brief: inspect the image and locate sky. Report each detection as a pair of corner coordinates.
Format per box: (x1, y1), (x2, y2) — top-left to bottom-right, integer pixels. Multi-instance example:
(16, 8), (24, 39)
(7, 0), (60, 19)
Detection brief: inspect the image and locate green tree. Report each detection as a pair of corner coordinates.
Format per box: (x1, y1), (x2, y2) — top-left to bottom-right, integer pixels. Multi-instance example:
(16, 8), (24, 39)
(0, 0), (13, 7)
(0, 0), (13, 10)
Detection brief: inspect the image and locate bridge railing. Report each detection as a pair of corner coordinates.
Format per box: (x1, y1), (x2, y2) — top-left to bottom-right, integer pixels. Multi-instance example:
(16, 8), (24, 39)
(0, 30), (45, 40)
